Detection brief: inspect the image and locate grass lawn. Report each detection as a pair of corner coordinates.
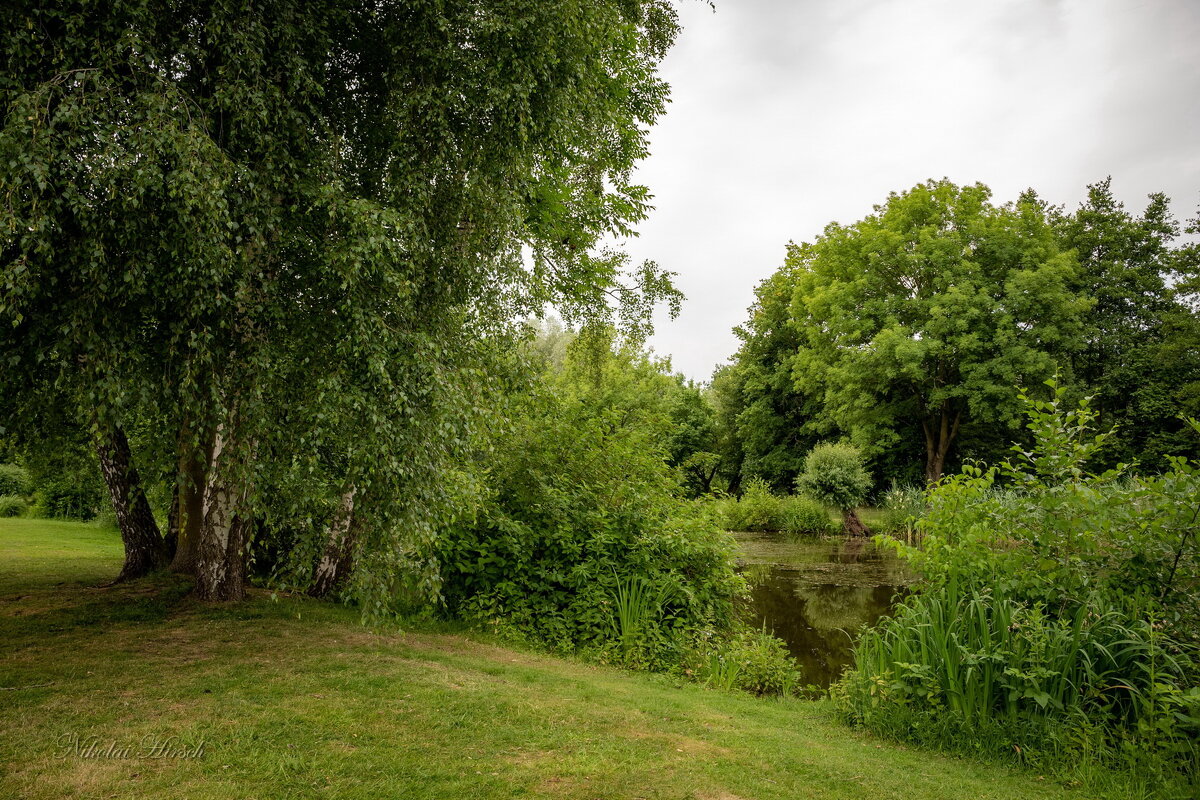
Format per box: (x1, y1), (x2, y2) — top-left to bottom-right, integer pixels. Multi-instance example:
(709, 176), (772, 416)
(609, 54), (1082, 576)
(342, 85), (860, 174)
(1, 519), (1082, 800)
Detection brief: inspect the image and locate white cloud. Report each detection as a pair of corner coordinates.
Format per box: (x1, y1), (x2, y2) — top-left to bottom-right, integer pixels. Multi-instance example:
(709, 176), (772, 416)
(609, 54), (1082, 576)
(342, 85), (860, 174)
(624, 0), (1200, 379)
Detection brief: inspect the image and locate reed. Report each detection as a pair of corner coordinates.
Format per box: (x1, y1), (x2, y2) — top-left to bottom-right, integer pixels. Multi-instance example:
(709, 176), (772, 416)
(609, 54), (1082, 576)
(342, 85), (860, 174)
(609, 572), (677, 657)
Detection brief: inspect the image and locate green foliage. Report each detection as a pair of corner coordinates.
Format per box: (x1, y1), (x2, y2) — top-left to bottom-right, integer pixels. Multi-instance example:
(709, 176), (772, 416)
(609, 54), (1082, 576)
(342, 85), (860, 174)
(718, 178), (1200, 497)
(796, 442), (871, 512)
(774, 495), (837, 538)
(610, 572), (678, 658)
(30, 480), (102, 521)
(0, 494), (26, 517)
(789, 182), (1090, 484)
(719, 477), (779, 532)
(0, 0), (685, 607)
(715, 477), (835, 536)
(435, 336), (746, 669)
(839, 382), (1200, 792)
(691, 628), (803, 697)
(720, 266), (825, 493)
(878, 483), (925, 538)
(839, 585), (1196, 783)
(1052, 178), (1200, 471)
(0, 464), (29, 496)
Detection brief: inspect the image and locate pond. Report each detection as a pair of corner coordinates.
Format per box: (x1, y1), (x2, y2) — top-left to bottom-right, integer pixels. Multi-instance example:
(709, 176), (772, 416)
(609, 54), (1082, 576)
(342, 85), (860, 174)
(734, 532), (913, 688)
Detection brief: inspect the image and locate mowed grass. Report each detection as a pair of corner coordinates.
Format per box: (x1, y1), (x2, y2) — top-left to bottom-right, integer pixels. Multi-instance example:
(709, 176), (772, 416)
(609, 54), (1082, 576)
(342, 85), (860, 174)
(1, 519), (1079, 800)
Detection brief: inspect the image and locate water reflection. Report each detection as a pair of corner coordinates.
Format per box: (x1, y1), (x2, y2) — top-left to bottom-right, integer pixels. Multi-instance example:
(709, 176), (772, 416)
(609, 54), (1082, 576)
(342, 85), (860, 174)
(735, 532), (912, 688)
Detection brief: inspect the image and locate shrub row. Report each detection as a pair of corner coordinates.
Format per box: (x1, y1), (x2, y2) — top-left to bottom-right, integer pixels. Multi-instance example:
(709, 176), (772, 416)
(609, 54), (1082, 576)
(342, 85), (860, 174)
(713, 478), (835, 536)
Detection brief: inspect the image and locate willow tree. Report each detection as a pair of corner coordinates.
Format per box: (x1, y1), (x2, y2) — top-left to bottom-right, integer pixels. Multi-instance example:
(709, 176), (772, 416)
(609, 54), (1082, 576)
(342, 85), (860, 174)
(0, 1), (681, 601)
(788, 181), (1090, 485)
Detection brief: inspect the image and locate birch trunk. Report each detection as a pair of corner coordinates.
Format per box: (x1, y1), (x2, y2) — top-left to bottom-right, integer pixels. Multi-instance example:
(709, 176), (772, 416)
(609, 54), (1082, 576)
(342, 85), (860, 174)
(308, 486), (357, 599)
(96, 425), (168, 582)
(194, 425), (250, 601)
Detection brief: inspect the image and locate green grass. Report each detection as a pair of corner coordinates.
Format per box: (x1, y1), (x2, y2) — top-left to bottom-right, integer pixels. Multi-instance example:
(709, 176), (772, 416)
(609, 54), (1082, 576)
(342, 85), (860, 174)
(1, 519), (1083, 800)
(820, 507), (887, 529)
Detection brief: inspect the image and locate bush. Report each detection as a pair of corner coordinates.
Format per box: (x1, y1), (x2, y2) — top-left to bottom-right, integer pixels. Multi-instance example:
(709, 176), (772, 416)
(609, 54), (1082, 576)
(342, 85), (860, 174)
(720, 477), (779, 531)
(0, 494), (27, 517)
(878, 482), (924, 537)
(0, 463), (30, 496)
(31, 479), (102, 520)
(436, 343), (747, 671)
(775, 494), (836, 536)
(796, 442), (871, 511)
(691, 627), (803, 696)
(715, 478), (835, 535)
(839, 382), (1200, 791)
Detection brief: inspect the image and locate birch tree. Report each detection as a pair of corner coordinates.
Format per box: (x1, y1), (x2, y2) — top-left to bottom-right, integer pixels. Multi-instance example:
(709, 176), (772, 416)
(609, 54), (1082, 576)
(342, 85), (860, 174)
(0, 0), (682, 600)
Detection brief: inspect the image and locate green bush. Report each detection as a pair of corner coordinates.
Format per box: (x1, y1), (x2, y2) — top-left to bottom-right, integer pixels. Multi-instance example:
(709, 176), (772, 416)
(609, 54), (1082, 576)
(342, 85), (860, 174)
(796, 442), (871, 512)
(839, 382), (1200, 791)
(878, 483), (924, 537)
(720, 477), (779, 531)
(0, 463), (30, 496)
(775, 494), (836, 536)
(436, 343), (747, 671)
(31, 480), (102, 520)
(0, 494), (27, 517)
(716, 479), (834, 535)
(692, 627), (803, 696)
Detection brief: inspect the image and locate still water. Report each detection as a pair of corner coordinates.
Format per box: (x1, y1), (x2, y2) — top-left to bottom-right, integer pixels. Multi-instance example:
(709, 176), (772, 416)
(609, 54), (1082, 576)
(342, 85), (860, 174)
(734, 532), (913, 688)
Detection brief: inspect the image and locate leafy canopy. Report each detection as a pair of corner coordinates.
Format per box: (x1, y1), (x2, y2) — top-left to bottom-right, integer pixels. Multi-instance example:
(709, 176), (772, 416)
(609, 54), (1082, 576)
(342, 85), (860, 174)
(789, 181), (1089, 476)
(796, 442), (871, 512)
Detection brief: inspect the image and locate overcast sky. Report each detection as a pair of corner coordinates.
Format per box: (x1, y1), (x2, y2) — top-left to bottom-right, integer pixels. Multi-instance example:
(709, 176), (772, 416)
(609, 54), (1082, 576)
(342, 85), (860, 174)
(623, 0), (1200, 381)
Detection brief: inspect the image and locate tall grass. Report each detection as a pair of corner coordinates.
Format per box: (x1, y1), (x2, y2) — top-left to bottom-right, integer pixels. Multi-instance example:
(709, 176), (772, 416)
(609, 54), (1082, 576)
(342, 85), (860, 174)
(714, 478), (835, 536)
(877, 483), (925, 543)
(609, 572), (677, 658)
(837, 580), (1199, 794)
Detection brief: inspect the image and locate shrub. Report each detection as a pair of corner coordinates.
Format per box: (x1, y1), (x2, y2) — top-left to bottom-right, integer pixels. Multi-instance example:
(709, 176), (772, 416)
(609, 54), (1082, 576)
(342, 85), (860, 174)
(796, 442), (871, 510)
(878, 482), (924, 538)
(840, 382), (1200, 790)
(797, 442), (871, 533)
(31, 479), (102, 520)
(715, 480), (835, 535)
(0, 463), (30, 496)
(0, 494), (27, 517)
(775, 494), (836, 536)
(692, 628), (803, 696)
(436, 344), (747, 671)
(719, 477), (778, 531)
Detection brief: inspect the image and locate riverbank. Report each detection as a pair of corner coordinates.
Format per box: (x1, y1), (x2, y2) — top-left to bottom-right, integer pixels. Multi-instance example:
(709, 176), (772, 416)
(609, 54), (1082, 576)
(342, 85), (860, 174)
(1, 519), (1078, 799)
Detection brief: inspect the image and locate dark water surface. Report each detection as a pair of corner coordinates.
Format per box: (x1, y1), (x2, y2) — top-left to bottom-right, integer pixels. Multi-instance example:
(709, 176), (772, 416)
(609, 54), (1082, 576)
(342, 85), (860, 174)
(734, 532), (913, 688)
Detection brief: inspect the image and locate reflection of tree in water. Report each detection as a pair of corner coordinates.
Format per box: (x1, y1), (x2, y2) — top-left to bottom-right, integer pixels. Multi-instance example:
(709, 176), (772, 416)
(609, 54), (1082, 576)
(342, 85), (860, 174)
(793, 583), (876, 632)
(834, 537), (866, 564)
(746, 571), (902, 688)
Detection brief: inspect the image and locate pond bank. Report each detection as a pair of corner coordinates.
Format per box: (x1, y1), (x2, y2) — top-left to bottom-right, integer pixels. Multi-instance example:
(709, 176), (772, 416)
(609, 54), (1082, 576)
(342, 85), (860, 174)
(1, 518), (1079, 800)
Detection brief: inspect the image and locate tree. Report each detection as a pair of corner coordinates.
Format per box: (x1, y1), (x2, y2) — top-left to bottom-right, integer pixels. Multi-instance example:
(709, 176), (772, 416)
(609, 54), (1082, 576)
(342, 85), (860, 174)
(788, 180), (1090, 484)
(796, 442), (872, 535)
(725, 265), (825, 492)
(665, 380), (722, 496)
(0, 1), (682, 601)
(1052, 178), (1200, 469)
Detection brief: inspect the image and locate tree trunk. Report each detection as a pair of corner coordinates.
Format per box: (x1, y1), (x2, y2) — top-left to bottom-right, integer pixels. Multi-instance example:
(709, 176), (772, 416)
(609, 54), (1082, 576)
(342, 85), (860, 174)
(95, 425), (168, 582)
(194, 425), (250, 601)
(922, 405), (962, 485)
(308, 486), (357, 599)
(170, 433), (210, 575)
(164, 480), (179, 561)
(842, 507), (870, 537)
